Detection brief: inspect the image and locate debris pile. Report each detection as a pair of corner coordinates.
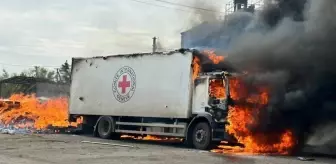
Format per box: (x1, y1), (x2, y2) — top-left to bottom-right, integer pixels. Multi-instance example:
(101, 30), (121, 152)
(0, 93), (82, 134)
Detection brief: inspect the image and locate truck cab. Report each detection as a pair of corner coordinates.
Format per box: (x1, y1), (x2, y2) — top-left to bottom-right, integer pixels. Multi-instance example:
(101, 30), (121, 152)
(193, 71), (231, 122)
(187, 71), (236, 149)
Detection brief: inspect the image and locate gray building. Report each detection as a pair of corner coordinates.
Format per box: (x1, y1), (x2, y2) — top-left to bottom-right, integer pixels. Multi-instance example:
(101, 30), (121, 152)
(0, 76), (69, 98)
(180, 0), (264, 51)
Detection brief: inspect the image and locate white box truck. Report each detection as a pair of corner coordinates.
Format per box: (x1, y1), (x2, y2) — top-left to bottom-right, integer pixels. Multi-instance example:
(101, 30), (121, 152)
(68, 49), (236, 150)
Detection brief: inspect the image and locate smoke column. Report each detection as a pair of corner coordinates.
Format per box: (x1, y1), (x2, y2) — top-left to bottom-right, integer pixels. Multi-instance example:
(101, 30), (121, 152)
(224, 0), (336, 154)
(189, 0), (336, 154)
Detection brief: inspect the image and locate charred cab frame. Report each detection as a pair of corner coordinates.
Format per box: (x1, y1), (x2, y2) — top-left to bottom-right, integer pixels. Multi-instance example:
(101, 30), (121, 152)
(194, 71), (236, 143)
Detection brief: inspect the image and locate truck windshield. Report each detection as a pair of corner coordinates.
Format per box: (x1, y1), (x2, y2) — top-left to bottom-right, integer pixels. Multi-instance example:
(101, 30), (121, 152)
(208, 78), (226, 100)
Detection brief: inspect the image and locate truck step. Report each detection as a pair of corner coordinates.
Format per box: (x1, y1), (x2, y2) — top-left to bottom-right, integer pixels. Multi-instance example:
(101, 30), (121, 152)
(116, 122), (186, 128)
(115, 129), (185, 137)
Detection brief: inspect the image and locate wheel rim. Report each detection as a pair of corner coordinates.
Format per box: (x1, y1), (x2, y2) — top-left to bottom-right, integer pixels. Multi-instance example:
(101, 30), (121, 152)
(99, 119), (111, 136)
(195, 129), (207, 144)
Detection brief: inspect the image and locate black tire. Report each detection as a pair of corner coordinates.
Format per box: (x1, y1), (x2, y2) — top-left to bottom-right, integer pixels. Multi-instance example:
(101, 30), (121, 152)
(97, 116), (115, 139)
(192, 122), (212, 150)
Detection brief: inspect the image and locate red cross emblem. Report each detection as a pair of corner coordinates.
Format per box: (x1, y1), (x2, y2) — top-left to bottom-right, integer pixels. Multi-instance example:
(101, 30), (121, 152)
(112, 66), (136, 103)
(118, 75), (130, 94)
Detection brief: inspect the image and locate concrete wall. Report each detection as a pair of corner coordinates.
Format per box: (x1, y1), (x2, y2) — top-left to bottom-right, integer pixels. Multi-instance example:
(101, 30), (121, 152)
(36, 82), (70, 98)
(181, 8), (264, 51)
(181, 21), (223, 49)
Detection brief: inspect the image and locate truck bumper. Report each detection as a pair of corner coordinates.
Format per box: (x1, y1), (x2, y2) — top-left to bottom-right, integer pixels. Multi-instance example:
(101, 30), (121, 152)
(212, 122), (237, 143)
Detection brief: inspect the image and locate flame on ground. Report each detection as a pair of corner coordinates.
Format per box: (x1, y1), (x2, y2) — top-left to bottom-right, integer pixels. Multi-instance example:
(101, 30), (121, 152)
(0, 93), (82, 130)
(121, 135), (182, 142)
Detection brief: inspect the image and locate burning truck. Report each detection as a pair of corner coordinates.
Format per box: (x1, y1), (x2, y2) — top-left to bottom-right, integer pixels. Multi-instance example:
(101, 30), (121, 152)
(68, 49), (294, 153)
(68, 49), (239, 150)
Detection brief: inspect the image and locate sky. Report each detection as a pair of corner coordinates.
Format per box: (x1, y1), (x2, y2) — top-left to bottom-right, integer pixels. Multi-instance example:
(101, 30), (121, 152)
(0, 0), (231, 74)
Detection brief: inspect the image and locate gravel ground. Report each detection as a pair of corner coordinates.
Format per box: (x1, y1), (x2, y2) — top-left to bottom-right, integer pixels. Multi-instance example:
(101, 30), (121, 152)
(0, 133), (335, 164)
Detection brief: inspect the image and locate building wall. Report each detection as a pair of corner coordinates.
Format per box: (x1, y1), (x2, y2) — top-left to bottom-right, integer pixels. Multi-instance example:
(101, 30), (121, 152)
(181, 21), (223, 49)
(180, 14), (253, 51)
(36, 82), (70, 98)
(181, 0), (264, 51)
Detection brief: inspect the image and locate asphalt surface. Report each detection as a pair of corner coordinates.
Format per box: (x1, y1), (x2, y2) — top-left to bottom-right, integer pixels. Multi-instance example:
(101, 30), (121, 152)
(0, 133), (335, 164)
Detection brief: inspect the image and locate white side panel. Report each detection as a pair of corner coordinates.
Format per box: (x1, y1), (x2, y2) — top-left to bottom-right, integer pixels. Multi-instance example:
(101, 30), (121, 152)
(70, 52), (193, 118)
(192, 78), (209, 114)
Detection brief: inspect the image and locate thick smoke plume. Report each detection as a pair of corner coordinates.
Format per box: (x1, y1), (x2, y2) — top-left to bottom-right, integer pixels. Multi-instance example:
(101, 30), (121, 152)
(192, 0), (336, 153)
(225, 0), (336, 153)
(188, 0), (221, 25)
(260, 0), (307, 26)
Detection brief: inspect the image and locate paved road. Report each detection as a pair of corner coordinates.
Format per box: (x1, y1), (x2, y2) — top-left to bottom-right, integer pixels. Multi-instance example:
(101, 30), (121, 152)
(0, 133), (334, 164)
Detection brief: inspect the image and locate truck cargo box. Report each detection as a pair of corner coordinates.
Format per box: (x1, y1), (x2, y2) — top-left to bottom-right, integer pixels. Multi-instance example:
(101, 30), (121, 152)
(69, 51), (193, 118)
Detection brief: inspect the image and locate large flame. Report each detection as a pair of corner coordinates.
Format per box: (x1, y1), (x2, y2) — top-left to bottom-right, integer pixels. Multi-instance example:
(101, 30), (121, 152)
(225, 78), (295, 154)
(198, 51), (295, 154)
(0, 93), (82, 130)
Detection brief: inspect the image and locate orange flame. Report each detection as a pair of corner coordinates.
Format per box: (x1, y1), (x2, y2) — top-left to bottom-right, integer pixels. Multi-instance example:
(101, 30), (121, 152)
(226, 78), (295, 154)
(192, 50), (225, 81)
(202, 50), (225, 64)
(0, 93), (82, 130)
(192, 56), (201, 80)
(121, 135), (182, 142)
(202, 51), (295, 154)
(209, 79), (226, 99)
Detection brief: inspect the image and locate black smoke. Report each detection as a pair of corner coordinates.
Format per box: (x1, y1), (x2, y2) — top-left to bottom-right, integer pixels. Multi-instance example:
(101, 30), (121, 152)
(194, 0), (336, 154)
(224, 0), (336, 154)
(261, 0), (307, 27)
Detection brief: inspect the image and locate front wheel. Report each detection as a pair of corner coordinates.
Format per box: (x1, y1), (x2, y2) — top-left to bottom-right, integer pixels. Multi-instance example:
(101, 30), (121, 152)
(192, 122), (212, 150)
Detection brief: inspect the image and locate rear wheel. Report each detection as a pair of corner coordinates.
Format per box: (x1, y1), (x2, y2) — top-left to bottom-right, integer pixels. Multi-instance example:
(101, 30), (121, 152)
(97, 116), (120, 139)
(192, 122), (212, 150)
